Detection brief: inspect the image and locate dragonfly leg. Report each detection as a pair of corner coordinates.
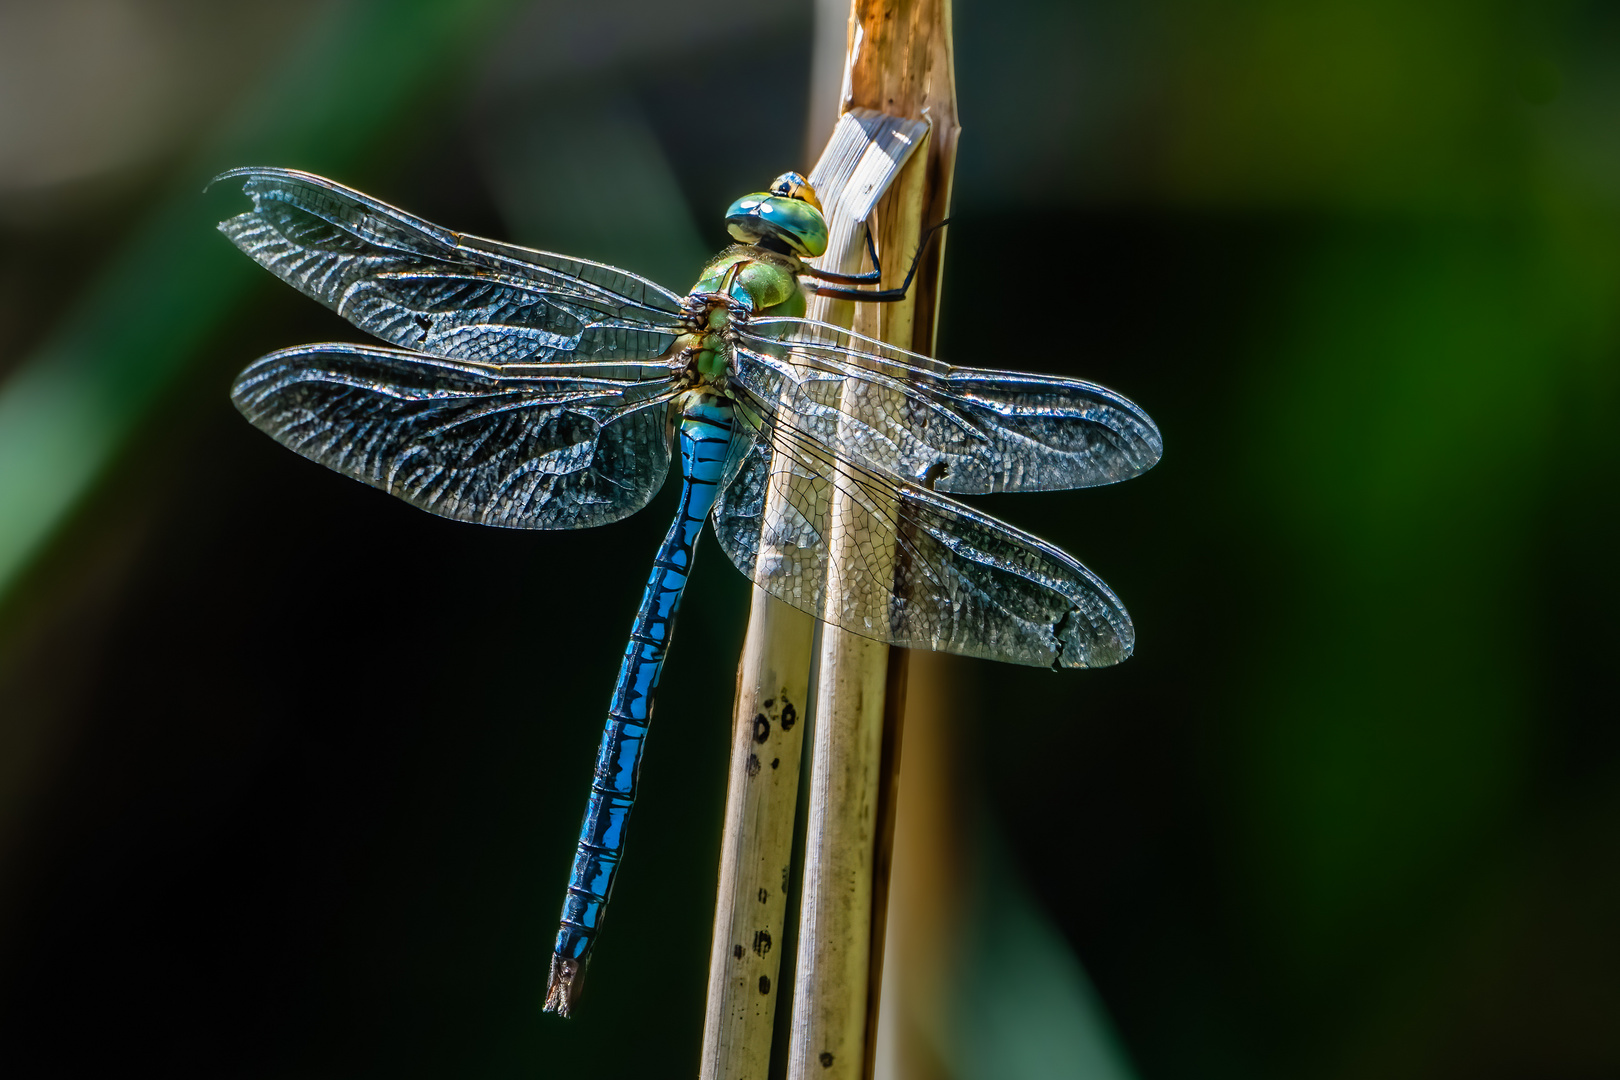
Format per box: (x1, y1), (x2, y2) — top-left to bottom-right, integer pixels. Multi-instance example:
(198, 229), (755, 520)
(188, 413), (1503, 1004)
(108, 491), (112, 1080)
(800, 223), (886, 284)
(804, 218), (951, 303)
(544, 397), (735, 1018)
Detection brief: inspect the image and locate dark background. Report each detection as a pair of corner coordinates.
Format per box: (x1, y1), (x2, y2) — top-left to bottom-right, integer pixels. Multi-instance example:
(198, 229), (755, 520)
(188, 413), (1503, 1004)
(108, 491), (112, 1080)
(0, 1), (1615, 1077)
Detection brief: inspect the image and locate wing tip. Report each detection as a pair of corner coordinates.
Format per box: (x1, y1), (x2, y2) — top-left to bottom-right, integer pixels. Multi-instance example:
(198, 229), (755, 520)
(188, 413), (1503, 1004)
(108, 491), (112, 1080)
(1052, 606), (1135, 670)
(205, 166), (251, 193)
(205, 165), (281, 195)
(1139, 413), (1166, 471)
(207, 165), (314, 187)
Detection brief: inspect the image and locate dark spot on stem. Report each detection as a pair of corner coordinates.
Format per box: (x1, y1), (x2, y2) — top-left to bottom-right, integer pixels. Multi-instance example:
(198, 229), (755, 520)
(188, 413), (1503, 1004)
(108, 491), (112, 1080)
(733, 944), (745, 960)
(759, 975), (771, 994)
(753, 714), (770, 742)
(758, 887), (768, 903)
(780, 703), (797, 731)
(770, 757), (780, 769)
(747, 754), (761, 777)
(820, 1052), (835, 1068)
(753, 929), (772, 956)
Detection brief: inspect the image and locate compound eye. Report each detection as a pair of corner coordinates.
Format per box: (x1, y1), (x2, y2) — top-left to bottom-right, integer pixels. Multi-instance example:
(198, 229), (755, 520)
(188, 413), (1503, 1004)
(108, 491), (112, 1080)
(767, 171), (822, 212)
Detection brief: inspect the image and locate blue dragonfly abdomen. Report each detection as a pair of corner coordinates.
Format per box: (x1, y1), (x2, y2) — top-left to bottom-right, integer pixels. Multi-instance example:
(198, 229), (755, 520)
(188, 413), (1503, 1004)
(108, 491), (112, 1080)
(547, 395), (735, 1012)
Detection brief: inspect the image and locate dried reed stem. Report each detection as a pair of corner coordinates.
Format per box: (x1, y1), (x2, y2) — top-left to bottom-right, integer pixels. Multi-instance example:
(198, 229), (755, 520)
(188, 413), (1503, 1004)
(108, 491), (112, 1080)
(701, 106), (930, 1079)
(787, 2), (958, 1077)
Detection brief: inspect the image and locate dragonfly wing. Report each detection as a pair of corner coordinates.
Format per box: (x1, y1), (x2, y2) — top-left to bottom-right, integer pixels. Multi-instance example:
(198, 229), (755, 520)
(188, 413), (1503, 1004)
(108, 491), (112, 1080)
(712, 401), (1133, 668)
(215, 168), (690, 365)
(734, 319), (1162, 494)
(233, 343), (678, 529)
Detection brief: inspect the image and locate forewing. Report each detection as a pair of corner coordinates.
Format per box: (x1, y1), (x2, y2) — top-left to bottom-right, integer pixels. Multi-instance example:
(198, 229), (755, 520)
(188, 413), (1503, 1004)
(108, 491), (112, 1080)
(215, 168), (689, 365)
(711, 400), (1134, 668)
(233, 343), (678, 529)
(734, 318), (1162, 494)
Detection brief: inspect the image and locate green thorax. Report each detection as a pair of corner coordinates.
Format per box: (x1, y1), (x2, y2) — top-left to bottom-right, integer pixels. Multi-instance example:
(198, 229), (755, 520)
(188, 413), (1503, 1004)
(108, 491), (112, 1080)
(690, 245), (808, 321)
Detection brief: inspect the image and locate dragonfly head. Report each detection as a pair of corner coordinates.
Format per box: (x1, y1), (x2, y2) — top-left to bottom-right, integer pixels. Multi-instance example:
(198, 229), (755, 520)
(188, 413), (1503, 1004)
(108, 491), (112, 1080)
(724, 172), (828, 258)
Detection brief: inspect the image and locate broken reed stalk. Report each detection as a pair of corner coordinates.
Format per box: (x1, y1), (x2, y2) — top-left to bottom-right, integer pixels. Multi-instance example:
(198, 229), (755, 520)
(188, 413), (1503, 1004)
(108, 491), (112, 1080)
(789, 4), (958, 1079)
(701, 2), (957, 1073)
(700, 109), (928, 1080)
(787, 132), (926, 1080)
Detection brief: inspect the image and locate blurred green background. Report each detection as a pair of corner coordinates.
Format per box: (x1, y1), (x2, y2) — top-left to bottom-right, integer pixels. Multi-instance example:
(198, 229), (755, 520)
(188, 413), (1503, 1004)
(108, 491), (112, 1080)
(0, 0), (1615, 1077)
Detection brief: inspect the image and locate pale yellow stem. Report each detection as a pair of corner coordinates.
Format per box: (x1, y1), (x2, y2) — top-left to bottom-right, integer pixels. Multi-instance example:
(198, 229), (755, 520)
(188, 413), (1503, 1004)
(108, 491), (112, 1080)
(701, 107), (927, 1080)
(787, 1), (958, 1076)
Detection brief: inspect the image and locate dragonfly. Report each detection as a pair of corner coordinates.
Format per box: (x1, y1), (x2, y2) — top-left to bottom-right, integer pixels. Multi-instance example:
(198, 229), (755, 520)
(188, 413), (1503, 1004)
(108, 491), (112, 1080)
(213, 165), (1161, 1016)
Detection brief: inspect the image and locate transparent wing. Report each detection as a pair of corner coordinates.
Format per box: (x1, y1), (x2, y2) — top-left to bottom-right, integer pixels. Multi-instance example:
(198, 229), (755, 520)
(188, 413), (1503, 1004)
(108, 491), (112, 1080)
(711, 393), (1134, 669)
(732, 318), (1162, 494)
(215, 168), (690, 365)
(233, 343), (680, 530)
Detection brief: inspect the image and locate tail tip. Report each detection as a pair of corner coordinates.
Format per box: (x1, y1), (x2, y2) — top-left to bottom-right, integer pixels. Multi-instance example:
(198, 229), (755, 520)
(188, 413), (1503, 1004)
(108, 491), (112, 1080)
(543, 954), (588, 1018)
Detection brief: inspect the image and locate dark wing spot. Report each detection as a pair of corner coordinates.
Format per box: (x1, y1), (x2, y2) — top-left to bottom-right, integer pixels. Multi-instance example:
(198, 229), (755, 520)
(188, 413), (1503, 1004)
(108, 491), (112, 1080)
(1050, 609), (1073, 671)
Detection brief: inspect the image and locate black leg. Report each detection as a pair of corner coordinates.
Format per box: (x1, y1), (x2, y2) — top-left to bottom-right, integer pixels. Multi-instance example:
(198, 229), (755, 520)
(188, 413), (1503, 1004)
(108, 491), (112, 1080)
(806, 283), (911, 303)
(805, 218), (951, 304)
(802, 224), (886, 285)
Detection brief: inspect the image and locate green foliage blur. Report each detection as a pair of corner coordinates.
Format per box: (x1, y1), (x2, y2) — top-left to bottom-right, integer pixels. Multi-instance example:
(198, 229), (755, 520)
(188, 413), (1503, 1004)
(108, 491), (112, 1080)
(0, 1), (1614, 1077)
